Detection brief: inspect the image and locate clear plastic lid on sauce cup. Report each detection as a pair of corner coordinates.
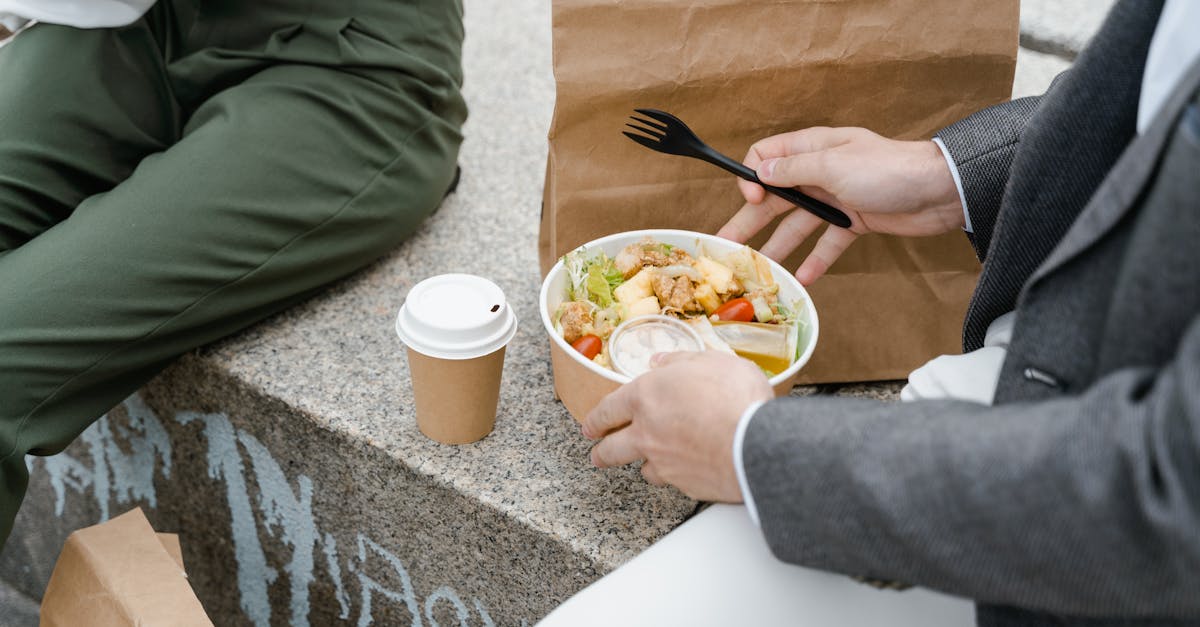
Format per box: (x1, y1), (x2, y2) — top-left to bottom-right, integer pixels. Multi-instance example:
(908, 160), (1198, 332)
(608, 315), (705, 378)
(395, 274), (518, 359)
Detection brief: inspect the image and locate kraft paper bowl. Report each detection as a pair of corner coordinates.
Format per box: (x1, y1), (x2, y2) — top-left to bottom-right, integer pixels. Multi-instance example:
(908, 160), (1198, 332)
(539, 229), (819, 421)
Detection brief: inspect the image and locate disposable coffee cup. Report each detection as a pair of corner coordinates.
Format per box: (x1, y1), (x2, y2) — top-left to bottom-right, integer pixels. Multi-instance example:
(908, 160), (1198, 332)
(395, 274), (518, 444)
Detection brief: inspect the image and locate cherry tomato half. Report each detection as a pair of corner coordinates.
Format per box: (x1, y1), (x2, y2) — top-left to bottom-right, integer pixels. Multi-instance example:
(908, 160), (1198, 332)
(571, 334), (603, 360)
(712, 297), (756, 322)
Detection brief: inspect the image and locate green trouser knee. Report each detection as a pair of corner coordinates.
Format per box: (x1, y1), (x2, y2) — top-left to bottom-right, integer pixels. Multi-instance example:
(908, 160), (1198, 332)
(0, 0), (467, 548)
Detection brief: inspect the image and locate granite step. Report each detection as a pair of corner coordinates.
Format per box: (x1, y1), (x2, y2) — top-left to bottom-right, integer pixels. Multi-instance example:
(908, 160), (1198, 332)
(1, 1), (1091, 624)
(1020, 0), (1118, 60)
(0, 578), (39, 627)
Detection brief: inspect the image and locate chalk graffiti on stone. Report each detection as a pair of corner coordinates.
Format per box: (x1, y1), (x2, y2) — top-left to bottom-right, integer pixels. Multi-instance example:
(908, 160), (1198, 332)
(33, 395), (172, 521)
(29, 394), (507, 627)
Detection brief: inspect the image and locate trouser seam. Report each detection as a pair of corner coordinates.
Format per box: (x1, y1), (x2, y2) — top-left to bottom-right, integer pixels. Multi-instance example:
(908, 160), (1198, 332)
(0, 114), (439, 465)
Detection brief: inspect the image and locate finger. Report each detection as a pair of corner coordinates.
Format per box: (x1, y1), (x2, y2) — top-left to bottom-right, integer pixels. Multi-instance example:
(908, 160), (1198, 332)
(738, 142), (777, 206)
(581, 383), (636, 439)
(758, 151), (831, 189)
(754, 128), (864, 186)
(590, 428), (643, 468)
(716, 193), (797, 243)
(758, 209), (826, 263)
(738, 128), (857, 205)
(747, 127), (862, 164)
(796, 227), (860, 285)
(640, 461), (666, 486)
(737, 178), (766, 206)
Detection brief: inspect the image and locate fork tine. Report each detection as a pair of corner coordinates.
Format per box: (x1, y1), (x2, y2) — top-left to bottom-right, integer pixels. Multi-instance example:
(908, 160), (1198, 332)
(624, 123), (665, 139)
(634, 108), (677, 126)
(630, 115), (668, 132)
(623, 131), (664, 151)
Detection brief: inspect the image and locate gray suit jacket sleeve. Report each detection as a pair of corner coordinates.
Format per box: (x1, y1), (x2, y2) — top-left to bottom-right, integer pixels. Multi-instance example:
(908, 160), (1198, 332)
(936, 85), (1056, 260)
(742, 314), (1200, 618)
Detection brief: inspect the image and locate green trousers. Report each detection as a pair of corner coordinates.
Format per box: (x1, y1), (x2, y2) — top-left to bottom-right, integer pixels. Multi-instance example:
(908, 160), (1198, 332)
(0, 0), (467, 548)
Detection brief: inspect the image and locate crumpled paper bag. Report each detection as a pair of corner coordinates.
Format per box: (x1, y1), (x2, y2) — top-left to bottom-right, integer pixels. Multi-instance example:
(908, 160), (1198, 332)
(539, 0), (1019, 383)
(40, 507), (213, 627)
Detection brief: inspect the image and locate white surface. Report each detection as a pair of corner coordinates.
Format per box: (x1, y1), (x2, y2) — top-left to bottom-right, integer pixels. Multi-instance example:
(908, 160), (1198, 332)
(539, 229), (820, 389)
(732, 399), (766, 526)
(1138, 0), (1200, 133)
(395, 274), (518, 359)
(1012, 47), (1071, 99)
(537, 504), (975, 627)
(1019, 0), (1116, 57)
(0, 0), (153, 27)
(931, 137), (972, 233)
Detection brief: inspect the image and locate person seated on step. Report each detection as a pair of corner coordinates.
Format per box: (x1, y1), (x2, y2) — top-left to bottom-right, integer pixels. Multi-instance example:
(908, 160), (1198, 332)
(0, 0), (466, 548)
(546, 1), (1200, 625)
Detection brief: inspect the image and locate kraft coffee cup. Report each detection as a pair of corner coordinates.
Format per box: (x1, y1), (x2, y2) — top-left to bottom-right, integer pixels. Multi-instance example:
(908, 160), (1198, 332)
(395, 274), (518, 444)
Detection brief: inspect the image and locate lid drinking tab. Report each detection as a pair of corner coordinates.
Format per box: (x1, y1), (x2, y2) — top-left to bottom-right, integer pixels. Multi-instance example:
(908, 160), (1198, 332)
(395, 274), (518, 360)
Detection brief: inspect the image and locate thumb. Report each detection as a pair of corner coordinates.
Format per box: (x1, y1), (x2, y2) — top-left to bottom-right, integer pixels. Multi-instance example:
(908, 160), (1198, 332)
(649, 350), (704, 369)
(758, 152), (829, 189)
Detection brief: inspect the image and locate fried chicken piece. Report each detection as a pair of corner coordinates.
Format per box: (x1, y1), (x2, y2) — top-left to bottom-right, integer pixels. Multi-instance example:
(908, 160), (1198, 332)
(650, 273), (703, 313)
(614, 240), (697, 278)
(639, 248), (671, 268)
(668, 248), (695, 266)
(559, 301), (593, 344)
(614, 243), (648, 278)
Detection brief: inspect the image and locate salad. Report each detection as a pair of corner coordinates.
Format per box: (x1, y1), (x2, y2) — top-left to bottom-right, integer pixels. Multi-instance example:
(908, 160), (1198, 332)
(552, 237), (809, 376)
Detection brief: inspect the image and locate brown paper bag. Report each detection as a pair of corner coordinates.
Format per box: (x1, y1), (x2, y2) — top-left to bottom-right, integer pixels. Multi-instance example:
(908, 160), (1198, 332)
(539, 0), (1018, 383)
(40, 508), (213, 627)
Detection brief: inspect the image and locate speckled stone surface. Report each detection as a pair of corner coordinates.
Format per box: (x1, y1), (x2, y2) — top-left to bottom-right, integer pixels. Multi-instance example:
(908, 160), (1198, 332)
(1013, 47), (1072, 99)
(1, 0), (1105, 624)
(0, 579), (38, 627)
(175, 0), (695, 577)
(1020, 0), (1117, 58)
(2, 2), (694, 624)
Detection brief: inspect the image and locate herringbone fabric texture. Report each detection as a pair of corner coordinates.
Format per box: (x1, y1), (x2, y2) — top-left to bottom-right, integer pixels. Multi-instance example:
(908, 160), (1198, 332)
(744, 0), (1200, 624)
(941, 0), (1162, 351)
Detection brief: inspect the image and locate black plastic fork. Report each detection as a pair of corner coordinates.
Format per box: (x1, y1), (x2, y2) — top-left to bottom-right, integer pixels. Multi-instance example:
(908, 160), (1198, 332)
(624, 108), (852, 229)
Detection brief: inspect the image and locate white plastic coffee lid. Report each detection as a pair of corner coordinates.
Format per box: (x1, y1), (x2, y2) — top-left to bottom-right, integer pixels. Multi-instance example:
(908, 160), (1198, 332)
(395, 274), (518, 360)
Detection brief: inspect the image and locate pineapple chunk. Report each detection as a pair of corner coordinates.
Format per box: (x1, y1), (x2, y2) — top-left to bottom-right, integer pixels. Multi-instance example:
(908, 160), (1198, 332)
(694, 282), (721, 314)
(627, 296), (661, 318)
(752, 250), (777, 289)
(695, 256), (737, 294)
(614, 269), (654, 305)
(724, 247), (775, 291)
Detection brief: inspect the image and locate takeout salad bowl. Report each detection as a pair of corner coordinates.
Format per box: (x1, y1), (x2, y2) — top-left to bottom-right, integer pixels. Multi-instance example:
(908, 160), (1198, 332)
(539, 229), (820, 421)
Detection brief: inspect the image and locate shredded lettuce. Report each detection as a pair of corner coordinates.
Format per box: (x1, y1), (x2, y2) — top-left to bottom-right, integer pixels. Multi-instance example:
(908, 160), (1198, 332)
(563, 249), (589, 303)
(563, 248), (625, 309)
(794, 317), (811, 361)
(774, 298), (811, 362)
(593, 304), (625, 339)
(551, 302), (569, 338)
(587, 264), (615, 307)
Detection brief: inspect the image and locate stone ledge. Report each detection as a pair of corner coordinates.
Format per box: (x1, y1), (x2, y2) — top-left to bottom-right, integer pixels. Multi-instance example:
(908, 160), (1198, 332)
(1014, 47), (1072, 100)
(0, 578), (38, 627)
(3, 2), (693, 622)
(1019, 0), (1116, 59)
(2, 0), (1096, 624)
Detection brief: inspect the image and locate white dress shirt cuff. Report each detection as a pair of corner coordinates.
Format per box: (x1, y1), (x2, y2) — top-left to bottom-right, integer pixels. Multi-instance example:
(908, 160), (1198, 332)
(899, 311), (1015, 406)
(932, 136), (972, 233)
(732, 399), (767, 528)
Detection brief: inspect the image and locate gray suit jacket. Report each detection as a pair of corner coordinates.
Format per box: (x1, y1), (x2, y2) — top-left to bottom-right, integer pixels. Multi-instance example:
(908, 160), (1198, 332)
(743, 0), (1200, 624)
